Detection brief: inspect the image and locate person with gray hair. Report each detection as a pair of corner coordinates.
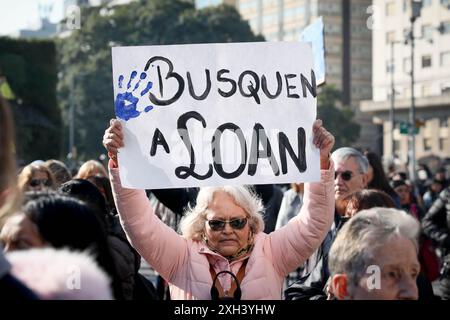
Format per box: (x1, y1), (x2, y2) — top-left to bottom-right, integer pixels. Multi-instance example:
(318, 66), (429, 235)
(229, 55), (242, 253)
(328, 207), (420, 300)
(179, 186), (266, 242)
(331, 147), (369, 215)
(285, 147), (369, 300)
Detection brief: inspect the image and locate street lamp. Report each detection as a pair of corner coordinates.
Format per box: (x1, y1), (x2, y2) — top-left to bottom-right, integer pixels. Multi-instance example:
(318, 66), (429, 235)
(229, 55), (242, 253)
(407, 0), (422, 184)
(388, 40), (403, 162)
(68, 86), (74, 159)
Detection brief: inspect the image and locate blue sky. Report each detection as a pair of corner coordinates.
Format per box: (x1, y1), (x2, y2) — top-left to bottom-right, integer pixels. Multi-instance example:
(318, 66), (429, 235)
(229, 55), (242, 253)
(0, 0), (65, 36)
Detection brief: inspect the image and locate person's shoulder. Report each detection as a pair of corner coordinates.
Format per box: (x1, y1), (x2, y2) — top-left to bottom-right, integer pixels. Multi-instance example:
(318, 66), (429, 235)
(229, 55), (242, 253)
(253, 232), (269, 246)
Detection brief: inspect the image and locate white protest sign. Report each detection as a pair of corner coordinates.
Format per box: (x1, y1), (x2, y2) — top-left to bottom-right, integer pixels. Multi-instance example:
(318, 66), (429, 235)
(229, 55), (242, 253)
(111, 42), (319, 189)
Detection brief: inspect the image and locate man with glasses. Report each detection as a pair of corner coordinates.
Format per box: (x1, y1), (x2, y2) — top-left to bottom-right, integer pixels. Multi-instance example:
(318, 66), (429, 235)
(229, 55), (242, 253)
(286, 147), (369, 300)
(332, 147), (369, 217)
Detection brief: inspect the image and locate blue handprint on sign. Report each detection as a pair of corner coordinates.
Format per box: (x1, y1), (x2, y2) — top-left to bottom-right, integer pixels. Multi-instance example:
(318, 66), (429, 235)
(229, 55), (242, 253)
(115, 71), (153, 121)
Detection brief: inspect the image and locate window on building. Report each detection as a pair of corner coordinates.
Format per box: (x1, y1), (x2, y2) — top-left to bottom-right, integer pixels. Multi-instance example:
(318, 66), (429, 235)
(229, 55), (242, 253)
(441, 51), (450, 66)
(352, 65), (370, 76)
(325, 23), (341, 36)
(351, 42), (369, 54)
(441, 0), (450, 7)
(351, 4), (367, 15)
(422, 55), (432, 68)
(318, 2), (341, 15)
(421, 84), (432, 97)
(284, 6), (305, 21)
(327, 43), (341, 54)
(439, 138), (447, 151)
(439, 21), (450, 34)
(386, 2), (396, 16)
(352, 24), (370, 37)
(422, 25), (434, 41)
(403, 28), (411, 39)
(404, 87), (411, 98)
(262, 13), (276, 28)
(440, 118), (449, 127)
(442, 82), (450, 94)
(422, 0), (432, 7)
(326, 64), (341, 76)
(424, 138), (433, 151)
(386, 31), (396, 44)
(403, 0), (408, 11)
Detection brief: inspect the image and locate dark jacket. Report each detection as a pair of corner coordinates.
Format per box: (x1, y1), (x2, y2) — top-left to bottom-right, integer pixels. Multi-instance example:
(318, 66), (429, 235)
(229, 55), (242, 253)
(108, 215), (159, 300)
(284, 212), (346, 300)
(422, 187), (450, 252)
(256, 184), (284, 233)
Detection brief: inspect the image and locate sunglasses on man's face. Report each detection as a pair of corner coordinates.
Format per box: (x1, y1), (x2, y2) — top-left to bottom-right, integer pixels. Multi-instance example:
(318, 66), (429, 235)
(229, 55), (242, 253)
(207, 217), (248, 231)
(29, 179), (51, 187)
(334, 171), (357, 182)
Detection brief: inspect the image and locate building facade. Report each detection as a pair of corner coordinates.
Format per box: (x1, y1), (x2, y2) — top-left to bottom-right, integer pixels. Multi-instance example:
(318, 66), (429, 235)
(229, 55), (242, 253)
(197, 0), (377, 152)
(361, 0), (450, 164)
(196, 0), (236, 8)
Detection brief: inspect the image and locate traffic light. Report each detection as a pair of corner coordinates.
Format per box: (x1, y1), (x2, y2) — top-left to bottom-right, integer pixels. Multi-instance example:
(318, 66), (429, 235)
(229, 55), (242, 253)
(400, 121), (409, 134)
(415, 119), (425, 128)
(399, 120), (423, 135)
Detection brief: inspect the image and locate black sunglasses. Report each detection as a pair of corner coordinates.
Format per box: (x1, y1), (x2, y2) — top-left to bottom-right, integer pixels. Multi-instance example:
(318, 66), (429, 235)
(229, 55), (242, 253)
(334, 171), (356, 181)
(207, 217), (248, 231)
(29, 179), (51, 187)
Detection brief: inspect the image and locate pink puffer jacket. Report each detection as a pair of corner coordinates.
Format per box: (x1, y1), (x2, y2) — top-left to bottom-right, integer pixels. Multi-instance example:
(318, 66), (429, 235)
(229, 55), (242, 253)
(110, 164), (334, 300)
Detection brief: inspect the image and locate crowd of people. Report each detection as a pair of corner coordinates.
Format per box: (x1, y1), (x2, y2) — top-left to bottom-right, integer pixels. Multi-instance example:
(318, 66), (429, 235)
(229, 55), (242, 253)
(1, 95), (450, 300)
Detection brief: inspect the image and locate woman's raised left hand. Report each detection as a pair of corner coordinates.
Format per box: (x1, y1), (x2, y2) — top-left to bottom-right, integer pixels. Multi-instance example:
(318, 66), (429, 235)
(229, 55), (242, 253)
(312, 119), (335, 169)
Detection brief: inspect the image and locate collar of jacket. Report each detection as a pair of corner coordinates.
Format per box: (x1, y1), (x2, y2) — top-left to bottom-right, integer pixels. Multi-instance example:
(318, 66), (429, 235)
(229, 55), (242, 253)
(197, 242), (253, 264)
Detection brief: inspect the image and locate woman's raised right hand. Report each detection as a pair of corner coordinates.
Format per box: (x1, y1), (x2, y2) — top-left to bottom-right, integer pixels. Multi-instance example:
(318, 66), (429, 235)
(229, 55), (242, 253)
(103, 119), (124, 160)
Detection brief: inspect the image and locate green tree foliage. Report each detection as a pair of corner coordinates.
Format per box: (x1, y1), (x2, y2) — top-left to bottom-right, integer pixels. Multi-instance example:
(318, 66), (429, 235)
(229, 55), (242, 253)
(317, 86), (360, 149)
(0, 37), (60, 163)
(57, 0), (264, 160)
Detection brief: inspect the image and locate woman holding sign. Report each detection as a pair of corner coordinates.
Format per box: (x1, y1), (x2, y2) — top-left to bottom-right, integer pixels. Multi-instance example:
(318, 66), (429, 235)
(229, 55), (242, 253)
(103, 119), (335, 300)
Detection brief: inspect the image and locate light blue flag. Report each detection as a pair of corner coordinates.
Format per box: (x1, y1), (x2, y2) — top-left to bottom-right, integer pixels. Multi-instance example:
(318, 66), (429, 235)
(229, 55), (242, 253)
(299, 17), (325, 85)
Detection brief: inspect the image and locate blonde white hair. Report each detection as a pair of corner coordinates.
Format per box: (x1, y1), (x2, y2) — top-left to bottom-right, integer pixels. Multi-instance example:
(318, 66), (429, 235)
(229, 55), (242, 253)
(179, 186), (265, 240)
